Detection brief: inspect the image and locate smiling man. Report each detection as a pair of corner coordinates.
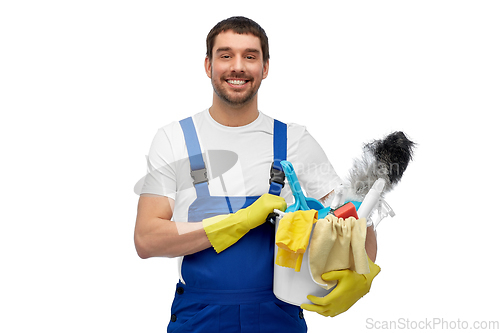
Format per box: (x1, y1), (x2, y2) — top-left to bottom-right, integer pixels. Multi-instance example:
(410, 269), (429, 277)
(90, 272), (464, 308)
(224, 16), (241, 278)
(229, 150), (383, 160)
(135, 16), (378, 333)
(205, 25), (269, 126)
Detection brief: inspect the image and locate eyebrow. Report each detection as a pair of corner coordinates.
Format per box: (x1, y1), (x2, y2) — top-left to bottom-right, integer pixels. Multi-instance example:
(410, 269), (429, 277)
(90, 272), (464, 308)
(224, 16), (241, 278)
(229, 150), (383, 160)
(215, 47), (261, 54)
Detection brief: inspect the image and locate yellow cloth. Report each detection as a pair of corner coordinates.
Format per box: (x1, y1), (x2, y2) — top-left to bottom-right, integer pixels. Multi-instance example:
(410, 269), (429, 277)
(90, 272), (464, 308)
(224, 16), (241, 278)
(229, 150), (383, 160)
(275, 210), (317, 272)
(309, 215), (369, 289)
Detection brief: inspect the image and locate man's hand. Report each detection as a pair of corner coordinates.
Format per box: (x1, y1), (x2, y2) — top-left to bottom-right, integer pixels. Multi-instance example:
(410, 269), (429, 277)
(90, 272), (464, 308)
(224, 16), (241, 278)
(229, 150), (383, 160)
(203, 193), (287, 253)
(301, 257), (381, 317)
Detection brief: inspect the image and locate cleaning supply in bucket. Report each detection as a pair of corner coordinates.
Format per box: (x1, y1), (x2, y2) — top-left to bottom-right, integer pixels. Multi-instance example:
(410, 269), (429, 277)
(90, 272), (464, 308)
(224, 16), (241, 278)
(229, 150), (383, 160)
(357, 178), (385, 225)
(341, 131), (415, 227)
(275, 210), (318, 272)
(308, 215), (369, 290)
(280, 161), (330, 218)
(332, 202), (358, 219)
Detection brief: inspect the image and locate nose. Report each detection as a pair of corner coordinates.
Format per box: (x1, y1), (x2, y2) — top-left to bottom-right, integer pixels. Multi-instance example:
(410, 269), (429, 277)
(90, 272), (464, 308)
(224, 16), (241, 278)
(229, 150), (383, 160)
(230, 56), (245, 73)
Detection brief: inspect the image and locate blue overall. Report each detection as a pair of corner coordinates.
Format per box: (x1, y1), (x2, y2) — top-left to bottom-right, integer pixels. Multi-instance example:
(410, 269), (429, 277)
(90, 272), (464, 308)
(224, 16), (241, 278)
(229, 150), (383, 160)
(167, 117), (307, 333)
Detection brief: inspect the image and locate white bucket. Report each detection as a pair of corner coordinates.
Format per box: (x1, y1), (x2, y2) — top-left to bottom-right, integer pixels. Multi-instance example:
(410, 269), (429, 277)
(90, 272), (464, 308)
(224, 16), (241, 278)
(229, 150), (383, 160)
(272, 216), (332, 306)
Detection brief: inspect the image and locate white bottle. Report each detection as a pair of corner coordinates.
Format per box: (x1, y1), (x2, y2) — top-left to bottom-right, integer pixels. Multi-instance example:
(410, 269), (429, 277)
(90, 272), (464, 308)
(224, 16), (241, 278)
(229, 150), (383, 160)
(357, 178), (386, 220)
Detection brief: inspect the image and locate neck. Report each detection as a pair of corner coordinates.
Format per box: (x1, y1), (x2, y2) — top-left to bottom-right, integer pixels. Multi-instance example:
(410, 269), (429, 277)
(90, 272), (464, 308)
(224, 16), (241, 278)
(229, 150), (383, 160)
(209, 94), (259, 127)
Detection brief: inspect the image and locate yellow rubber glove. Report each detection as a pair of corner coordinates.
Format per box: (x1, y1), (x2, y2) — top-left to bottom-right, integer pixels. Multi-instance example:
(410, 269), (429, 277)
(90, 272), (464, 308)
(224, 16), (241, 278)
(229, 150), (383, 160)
(301, 257), (381, 317)
(203, 193), (287, 253)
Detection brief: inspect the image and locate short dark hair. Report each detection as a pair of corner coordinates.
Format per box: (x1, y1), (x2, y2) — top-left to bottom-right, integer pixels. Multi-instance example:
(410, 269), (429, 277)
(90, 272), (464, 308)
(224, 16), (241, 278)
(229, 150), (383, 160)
(206, 16), (269, 63)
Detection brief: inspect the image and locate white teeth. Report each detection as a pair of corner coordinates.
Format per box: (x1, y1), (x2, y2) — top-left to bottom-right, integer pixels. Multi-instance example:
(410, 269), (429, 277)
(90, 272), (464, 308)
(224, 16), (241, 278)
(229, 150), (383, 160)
(227, 79), (246, 85)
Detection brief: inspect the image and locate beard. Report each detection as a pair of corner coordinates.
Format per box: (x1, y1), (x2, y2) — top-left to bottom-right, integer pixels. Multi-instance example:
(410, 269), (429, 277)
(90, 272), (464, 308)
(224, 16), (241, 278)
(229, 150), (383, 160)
(211, 74), (261, 107)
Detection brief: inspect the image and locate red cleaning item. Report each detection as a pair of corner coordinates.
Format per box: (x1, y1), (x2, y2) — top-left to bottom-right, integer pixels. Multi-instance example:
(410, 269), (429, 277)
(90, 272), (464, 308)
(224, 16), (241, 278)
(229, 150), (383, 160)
(333, 202), (359, 219)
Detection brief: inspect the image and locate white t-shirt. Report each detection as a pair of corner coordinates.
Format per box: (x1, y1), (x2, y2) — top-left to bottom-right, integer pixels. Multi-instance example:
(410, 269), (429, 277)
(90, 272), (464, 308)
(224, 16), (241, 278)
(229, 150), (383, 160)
(141, 109), (341, 223)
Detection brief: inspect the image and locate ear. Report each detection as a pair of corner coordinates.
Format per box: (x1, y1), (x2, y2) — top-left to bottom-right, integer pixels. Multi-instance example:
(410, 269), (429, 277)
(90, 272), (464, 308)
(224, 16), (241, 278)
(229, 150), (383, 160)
(204, 56), (212, 78)
(262, 59), (269, 79)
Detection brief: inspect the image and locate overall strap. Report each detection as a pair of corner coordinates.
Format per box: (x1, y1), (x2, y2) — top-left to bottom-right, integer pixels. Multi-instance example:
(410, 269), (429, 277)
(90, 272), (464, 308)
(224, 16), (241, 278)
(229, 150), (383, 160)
(179, 117), (210, 197)
(269, 119), (287, 196)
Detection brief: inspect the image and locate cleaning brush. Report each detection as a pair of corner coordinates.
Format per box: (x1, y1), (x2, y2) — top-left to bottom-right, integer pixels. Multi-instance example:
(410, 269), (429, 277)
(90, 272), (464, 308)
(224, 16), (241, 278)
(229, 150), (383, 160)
(347, 131), (415, 201)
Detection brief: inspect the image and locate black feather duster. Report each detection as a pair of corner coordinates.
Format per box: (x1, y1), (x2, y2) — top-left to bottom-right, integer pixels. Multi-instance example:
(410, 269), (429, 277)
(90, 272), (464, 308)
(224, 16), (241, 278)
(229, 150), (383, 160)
(348, 131), (415, 199)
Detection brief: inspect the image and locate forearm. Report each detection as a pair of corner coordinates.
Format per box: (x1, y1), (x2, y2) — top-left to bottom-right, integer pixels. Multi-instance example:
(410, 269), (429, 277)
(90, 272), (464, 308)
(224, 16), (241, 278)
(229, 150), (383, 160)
(365, 225), (377, 262)
(134, 218), (211, 259)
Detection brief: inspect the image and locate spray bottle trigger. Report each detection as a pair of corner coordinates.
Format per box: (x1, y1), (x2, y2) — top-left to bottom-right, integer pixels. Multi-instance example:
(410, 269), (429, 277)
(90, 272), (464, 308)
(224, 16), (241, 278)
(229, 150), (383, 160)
(381, 199), (395, 217)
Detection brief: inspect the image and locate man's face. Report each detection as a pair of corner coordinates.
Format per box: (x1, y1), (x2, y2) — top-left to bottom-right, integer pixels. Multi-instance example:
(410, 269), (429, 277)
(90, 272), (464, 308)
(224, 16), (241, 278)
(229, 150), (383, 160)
(205, 30), (269, 107)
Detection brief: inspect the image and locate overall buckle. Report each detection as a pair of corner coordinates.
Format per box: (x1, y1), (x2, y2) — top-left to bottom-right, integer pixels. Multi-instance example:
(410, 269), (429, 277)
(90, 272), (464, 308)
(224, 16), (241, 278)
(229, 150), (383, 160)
(191, 168), (208, 185)
(269, 163), (285, 188)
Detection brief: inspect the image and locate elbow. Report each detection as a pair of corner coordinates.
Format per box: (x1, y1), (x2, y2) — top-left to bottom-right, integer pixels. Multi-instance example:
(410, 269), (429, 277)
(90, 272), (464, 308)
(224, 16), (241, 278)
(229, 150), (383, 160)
(134, 234), (152, 259)
(134, 233), (178, 259)
(136, 249), (151, 260)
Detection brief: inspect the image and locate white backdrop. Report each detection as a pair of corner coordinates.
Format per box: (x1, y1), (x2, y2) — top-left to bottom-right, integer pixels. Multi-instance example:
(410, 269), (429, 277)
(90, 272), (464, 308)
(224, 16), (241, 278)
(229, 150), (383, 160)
(1, 1), (499, 332)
